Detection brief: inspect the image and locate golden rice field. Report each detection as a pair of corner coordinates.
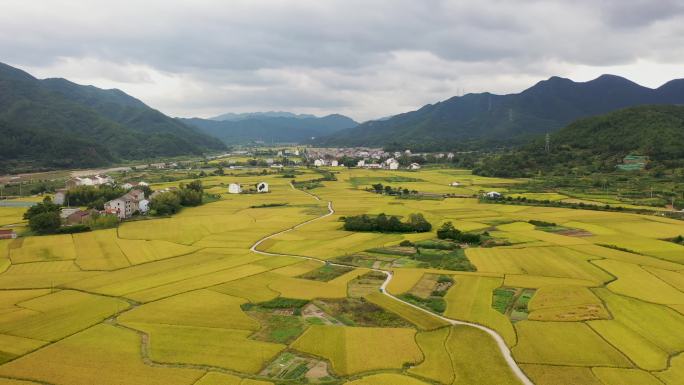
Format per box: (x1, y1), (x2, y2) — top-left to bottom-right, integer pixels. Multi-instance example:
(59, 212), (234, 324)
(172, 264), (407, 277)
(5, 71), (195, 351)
(0, 167), (683, 384)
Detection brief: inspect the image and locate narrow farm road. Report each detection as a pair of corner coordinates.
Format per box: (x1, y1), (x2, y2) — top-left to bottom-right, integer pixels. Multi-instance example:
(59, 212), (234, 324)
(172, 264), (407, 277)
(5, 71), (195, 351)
(250, 193), (534, 385)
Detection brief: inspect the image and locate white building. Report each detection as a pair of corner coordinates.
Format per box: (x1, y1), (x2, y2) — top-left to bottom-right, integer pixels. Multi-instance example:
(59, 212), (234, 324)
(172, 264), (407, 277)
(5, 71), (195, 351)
(485, 191), (502, 199)
(408, 163), (421, 170)
(331, 160), (339, 167)
(104, 189), (146, 219)
(314, 159), (325, 167)
(256, 182), (269, 193)
(138, 199), (150, 214)
(122, 181), (149, 190)
(65, 174), (113, 190)
(228, 183), (242, 194)
(385, 158), (399, 170)
(450, 182), (460, 187)
(54, 189), (66, 205)
(357, 160), (366, 167)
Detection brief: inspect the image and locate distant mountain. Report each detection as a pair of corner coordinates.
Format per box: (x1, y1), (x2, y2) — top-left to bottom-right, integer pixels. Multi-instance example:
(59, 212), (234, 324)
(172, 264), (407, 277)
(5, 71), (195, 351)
(315, 75), (684, 150)
(474, 104), (684, 177)
(0, 62), (225, 173)
(211, 111), (317, 121)
(182, 113), (358, 144)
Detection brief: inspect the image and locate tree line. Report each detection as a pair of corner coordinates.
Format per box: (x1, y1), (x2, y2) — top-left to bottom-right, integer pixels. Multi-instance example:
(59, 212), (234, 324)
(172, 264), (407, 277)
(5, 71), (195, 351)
(342, 213), (432, 233)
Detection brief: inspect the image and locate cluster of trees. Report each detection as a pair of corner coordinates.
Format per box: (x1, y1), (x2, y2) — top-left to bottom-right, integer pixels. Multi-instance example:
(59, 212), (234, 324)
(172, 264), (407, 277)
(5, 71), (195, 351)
(370, 183), (418, 196)
(343, 213), (432, 233)
(149, 180), (203, 215)
(64, 185), (127, 209)
(436, 222), (481, 244)
(23, 198), (62, 234)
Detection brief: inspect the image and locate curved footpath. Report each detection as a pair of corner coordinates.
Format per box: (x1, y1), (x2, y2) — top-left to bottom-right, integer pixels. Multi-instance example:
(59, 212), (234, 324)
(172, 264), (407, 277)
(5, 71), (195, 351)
(250, 187), (534, 385)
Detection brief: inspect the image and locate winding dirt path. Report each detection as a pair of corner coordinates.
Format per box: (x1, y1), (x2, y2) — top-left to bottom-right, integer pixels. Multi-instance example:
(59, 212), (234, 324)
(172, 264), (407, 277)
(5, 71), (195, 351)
(250, 189), (534, 385)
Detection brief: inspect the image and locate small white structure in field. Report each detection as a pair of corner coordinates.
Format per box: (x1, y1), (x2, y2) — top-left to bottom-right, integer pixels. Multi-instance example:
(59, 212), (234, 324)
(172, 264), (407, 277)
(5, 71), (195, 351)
(331, 160), (339, 167)
(408, 163), (421, 170)
(485, 191), (502, 199)
(357, 160), (365, 167)
(450, 182), (460, 187)
(138, 199), (150, 213)
(228, 183), (242, 194)
(256, 182), (269, 193)
(314, 159), (325, 167)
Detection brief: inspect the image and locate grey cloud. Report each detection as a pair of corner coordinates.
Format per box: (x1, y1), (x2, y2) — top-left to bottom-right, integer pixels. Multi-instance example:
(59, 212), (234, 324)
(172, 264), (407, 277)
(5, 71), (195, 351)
(1, 0), (683, 120)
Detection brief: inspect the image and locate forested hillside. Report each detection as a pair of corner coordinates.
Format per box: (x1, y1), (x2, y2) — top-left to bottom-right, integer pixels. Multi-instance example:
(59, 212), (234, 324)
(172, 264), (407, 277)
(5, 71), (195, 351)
(0, 62), (225, 173)
(474, 105), (684, 177)
(316, 75), (684, 150)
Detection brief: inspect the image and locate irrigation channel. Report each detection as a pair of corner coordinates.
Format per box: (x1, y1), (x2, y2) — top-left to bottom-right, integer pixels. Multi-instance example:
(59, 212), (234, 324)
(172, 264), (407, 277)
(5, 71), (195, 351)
(250, 185), (535, 385)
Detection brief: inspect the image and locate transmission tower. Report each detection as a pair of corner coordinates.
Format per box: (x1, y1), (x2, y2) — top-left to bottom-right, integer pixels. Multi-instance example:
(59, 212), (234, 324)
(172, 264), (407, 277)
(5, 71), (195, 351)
(545, 133), (550, 153)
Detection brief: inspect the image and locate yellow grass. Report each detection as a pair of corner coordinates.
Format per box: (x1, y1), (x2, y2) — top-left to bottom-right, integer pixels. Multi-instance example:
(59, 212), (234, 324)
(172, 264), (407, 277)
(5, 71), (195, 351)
(655, 352), (684, 385)
(0, 290), (129, 341)
(210, 272), (280, 303)
(344, 374), (430, 385)
(365, 291), (449, 330)
(0, 324), (203, 385)
(443, 275), (516, 346)
(592, 368), (662, 385)
(520, 364), (602, 385)
(594, 259), (684, 305)
(119, 290), (258, 330)
(512, 320), (631, 367)
(466, 246), (611, 284)
(291, 325), (422, 376)
(194, 373), (274, 385)
(587, 288), (684, 370)
(387, 269), (429, 295)
(5, 260), (79, 274)
(409, 327), (453, 384)
(268, 269), (363, 300)
(9, 234), (76, 263)
(411, 325), (522, 385)
(503, 275), (597, 288)
(73, 230), (130, 270)
(528, 285), (609, 321)
(129, 323), (285, 374)
(0, 333), (47, 356)
(589, 235), (684, 263)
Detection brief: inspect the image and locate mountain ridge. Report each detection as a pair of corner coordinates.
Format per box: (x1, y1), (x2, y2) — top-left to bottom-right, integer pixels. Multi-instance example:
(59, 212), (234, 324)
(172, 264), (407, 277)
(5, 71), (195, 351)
(182, 113), (358, 144)
(315, 74), (684, 150)
(0, 62), (225, 173)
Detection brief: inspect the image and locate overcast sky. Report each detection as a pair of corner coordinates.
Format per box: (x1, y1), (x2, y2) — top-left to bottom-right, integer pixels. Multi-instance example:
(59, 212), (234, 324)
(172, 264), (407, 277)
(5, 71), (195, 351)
(2, 0), (683, 121)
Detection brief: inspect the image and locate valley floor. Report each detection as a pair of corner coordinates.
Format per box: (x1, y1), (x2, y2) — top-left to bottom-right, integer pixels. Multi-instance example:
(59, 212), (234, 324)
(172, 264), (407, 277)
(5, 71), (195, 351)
(0, 167), (683, 385)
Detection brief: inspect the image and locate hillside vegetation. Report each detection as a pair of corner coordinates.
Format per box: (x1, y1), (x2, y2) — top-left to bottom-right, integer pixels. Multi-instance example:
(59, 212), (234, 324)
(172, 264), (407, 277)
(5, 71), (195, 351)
(316, 75), (684, 151)
(0, 62), (225, 173)
(474, 105), (684, 177)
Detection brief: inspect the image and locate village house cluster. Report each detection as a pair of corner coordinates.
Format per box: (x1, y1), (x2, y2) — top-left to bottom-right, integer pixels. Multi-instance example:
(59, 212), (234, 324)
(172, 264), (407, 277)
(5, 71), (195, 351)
(306, 147), (454, 171)
(55, 174), (151, 222)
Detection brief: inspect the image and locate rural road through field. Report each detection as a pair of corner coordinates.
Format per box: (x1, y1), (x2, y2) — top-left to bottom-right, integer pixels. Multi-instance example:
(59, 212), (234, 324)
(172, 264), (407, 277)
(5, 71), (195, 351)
(250, 186), (535, 385)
